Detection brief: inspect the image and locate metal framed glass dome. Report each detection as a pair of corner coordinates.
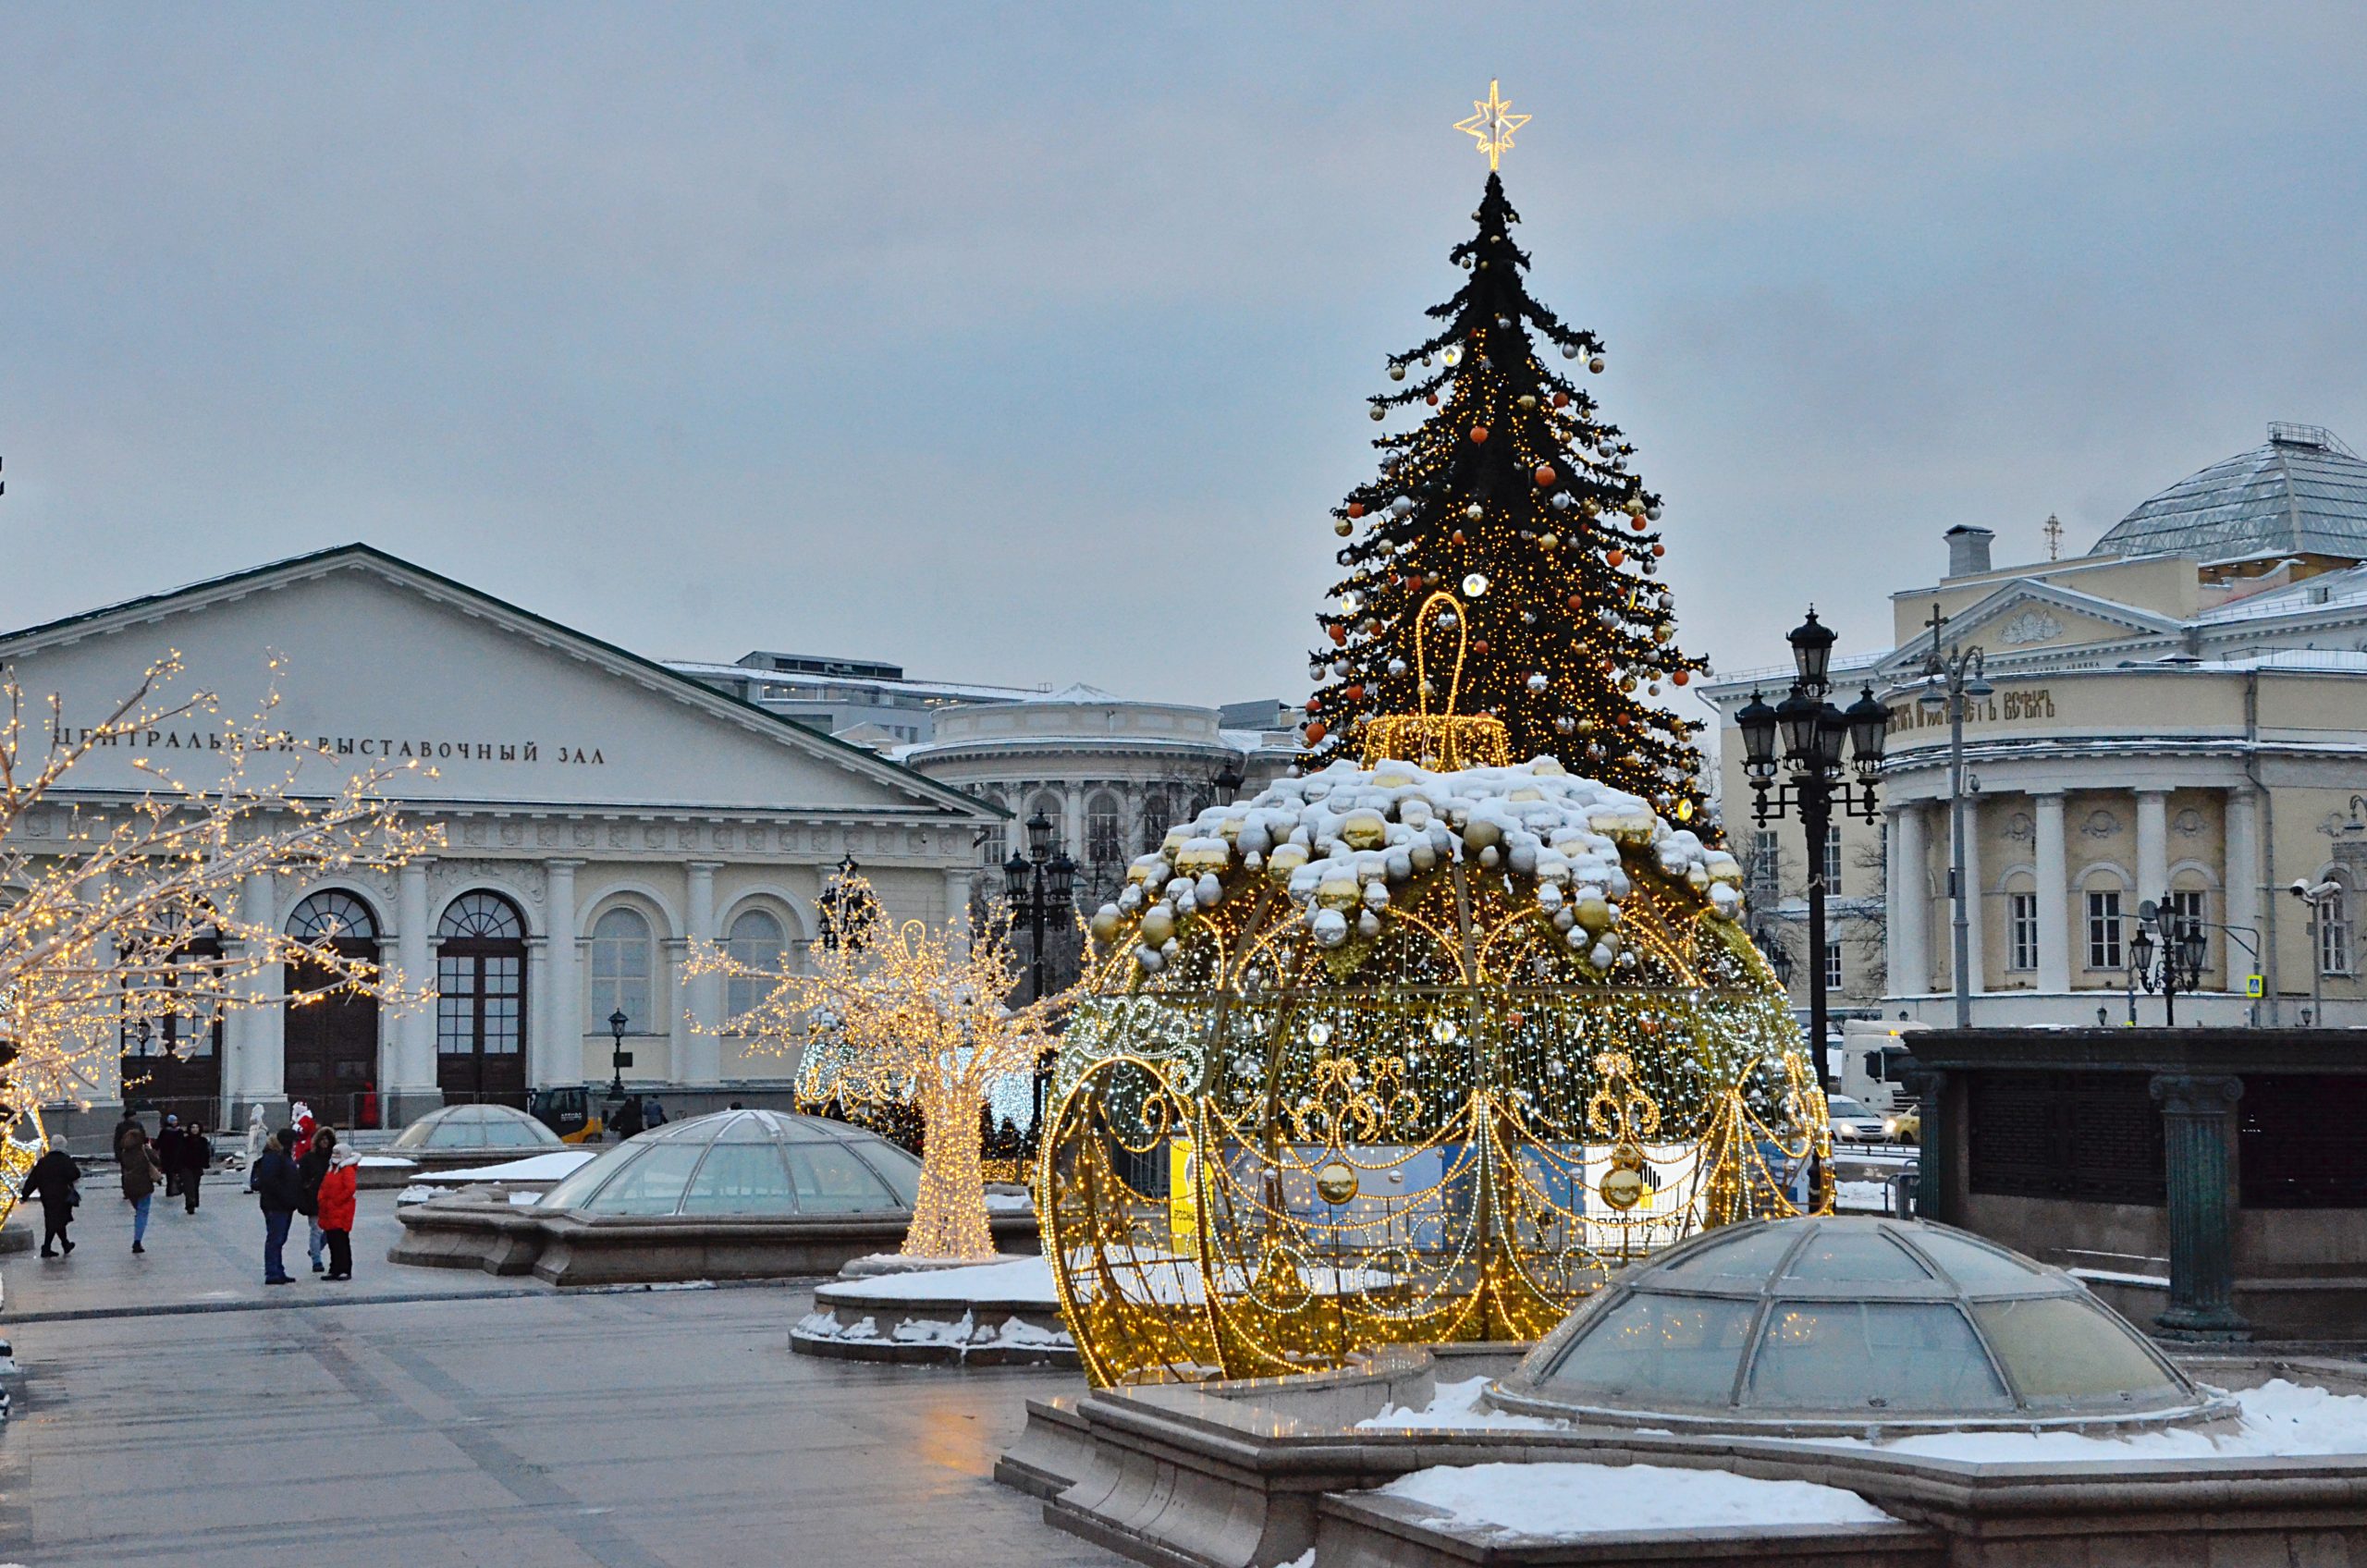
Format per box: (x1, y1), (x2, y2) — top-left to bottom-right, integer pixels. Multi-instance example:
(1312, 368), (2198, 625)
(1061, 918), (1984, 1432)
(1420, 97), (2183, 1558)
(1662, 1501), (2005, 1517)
(390, 1102), (563, 1151)
(537, 1109), (922, 1219)
(1489, 1217), (2232, 1438)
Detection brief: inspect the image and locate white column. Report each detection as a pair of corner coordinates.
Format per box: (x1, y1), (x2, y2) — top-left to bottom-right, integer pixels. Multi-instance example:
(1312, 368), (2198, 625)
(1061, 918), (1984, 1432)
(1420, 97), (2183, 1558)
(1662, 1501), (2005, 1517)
(944, 867), (971, 929)
(1063, 783), (1086, 858)
(541, 860), (582, 1088)
(239, 870), (284, 1103)
(389, 861), (435, 1106)
(2034, 791), (2071, 994)
(2226, 788), (2262, 982)
(1958, 801), (1985, 997)
(2137, 790), (2170, 907)
(1888, 805), (1929, 996)
(681, 862), (722, 1085)
(84, 868), (126, 1109)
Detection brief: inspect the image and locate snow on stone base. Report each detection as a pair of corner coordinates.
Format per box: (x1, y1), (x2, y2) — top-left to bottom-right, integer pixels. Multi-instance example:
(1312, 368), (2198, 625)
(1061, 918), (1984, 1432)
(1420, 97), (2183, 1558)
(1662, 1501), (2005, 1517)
(1378, 1459), (1896, 1537)
(791, 1303), (1075, 1366)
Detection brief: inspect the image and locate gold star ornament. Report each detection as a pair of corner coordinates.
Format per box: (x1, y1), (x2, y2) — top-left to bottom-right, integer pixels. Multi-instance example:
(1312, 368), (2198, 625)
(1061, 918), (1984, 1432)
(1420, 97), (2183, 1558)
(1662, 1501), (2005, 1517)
(1454, 80), (1529, 171)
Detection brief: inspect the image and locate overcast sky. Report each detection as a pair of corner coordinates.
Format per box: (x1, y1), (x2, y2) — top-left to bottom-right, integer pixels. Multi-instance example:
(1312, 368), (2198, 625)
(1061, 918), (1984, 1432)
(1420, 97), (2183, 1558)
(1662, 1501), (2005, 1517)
(6, 5), (2364, 709)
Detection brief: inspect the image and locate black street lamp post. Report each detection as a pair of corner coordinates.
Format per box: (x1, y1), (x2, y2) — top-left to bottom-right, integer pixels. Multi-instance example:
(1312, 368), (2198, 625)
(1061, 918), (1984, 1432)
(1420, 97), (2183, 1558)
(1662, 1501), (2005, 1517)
(1004, 808), (1076, 1133)
(606, 1007), (632, 1100)
(2130, 899), (2208, 1025)
(1736, 609), (1889, 1089)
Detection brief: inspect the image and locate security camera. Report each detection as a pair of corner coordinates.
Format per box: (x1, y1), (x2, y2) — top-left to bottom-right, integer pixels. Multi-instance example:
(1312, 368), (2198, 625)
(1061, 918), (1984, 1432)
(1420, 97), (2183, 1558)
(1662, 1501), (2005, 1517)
(2290, 878), (2341, 901)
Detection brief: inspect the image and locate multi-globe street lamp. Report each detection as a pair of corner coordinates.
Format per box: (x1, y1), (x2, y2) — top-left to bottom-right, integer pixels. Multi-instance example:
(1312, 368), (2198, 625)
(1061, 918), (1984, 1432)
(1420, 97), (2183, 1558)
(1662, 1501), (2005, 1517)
(2128, 900), (2208, 1025)
(1736, 609), (1890, 1089)
(1004, 808), (1077, 1133)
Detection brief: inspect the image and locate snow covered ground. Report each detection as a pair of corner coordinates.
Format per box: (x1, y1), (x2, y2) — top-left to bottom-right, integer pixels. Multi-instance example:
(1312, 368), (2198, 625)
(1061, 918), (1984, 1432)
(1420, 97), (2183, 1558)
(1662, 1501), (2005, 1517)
(823, 1255), (1059, 1305)
(1362, 1374), (2367, 1464)
(415, 1149), (598, 1183)
(1375, 1459), (1895, 1536)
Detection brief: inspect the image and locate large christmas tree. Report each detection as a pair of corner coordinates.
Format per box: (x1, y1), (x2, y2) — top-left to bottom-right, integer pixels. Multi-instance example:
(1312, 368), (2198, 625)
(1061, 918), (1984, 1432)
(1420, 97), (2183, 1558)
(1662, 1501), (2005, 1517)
(1306, 165), (1710, 825)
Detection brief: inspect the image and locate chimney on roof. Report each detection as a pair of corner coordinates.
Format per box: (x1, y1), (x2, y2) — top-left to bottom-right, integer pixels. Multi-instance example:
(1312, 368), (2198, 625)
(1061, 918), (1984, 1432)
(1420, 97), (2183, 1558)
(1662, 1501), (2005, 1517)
(1944, 524), (1995, 578)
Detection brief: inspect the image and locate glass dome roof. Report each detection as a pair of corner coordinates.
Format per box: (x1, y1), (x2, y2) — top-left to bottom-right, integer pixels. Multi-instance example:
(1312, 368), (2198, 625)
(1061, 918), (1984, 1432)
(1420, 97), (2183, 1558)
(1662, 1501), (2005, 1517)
(1490, 1217), (2228, 1437)
(538, 1109), (922, 1219)
(391, 1103), (564, 1151)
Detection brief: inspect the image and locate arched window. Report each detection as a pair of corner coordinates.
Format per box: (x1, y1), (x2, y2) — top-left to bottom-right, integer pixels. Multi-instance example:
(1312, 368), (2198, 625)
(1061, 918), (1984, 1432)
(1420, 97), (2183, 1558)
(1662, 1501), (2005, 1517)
(286, 889), (379, 944)
(1139, 791), (1171, 856)
(724, 908), (787, 1024)
(436, 891), (526, 1102)
(590, 906), (655, 1032)
(1086, 790), (1124, 870)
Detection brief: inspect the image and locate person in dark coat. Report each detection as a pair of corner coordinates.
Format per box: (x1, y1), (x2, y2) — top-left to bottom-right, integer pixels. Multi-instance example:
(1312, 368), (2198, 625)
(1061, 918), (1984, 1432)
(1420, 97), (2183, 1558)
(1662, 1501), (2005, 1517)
(20, 1147), (80, 1257)
(113, 1109), (143, 1163)
(610, 1096), (644, 1139)
(298, 1128), (335, 1274)
(118, 1124), (163, 1254)
(174, 1122), (214, 1214)
(250, 1128), (305, 1284)
(154, 1116), (184, 1198)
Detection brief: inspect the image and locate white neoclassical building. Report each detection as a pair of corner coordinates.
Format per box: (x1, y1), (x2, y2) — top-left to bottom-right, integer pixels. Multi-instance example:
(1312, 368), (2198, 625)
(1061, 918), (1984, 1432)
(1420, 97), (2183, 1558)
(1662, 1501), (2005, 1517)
(1707, 423), (2367, 1030)
(897, 685), (1298, 910)
(6, 545), (996, 1132)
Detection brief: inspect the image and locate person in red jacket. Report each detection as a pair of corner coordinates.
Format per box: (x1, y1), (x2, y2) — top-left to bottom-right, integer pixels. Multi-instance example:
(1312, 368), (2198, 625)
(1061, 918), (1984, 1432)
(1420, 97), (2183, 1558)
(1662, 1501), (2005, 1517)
(314, 1144), (359, 1282)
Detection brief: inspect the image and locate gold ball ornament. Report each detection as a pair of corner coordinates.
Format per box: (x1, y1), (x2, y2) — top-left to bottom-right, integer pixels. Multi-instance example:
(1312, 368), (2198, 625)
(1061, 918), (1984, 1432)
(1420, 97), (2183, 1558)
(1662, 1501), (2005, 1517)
(1540, 533), (1560, 550)
(1315, 1161), (1360, 1206)
(1598, 1165), (1645, 1210)
(1334, 520), (1353, 536)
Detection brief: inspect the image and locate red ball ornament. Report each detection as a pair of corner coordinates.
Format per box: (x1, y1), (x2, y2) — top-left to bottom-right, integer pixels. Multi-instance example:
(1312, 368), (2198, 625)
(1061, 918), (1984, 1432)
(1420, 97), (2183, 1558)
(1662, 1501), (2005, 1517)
(1651, 543), (1666, 557)
(1426, 393), (1440, 406)
(1551, 390), (1570, 409)
(1472, 639), (1489, 654)
(1534, 464), (1557, 487)
(1565, 594), (1583, 611)
(1672, 670), (1690, 687)
(1329, 625), (1347, 645)
(1306, 697), (1323, 715)
(1346, 501), (1365, 519)
(1344, 683), (1365, 702)
(1451, 530), (1466, 545)
(1469, 424), (1490, 445)
(1305, 721), (1328, 744)
(1629, 515), (1649, 533)
(1606, 548), (1625, 567)
(1406, 574), (1423, 592)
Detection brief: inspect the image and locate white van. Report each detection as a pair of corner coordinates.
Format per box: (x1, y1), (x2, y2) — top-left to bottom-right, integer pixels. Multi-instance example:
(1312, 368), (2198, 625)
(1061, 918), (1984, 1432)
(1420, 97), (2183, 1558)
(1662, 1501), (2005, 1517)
(1839, 1019), (1930, 1123)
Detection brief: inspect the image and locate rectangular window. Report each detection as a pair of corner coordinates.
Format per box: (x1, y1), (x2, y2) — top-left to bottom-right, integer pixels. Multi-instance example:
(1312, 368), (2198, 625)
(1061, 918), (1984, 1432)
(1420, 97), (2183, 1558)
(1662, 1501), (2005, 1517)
(2086, 889), (2123, 971)
(2170, 888), (2210, 972)
(1749, 830), (1780, 900)
(1822, 825), (1843, 896)
(1824, 940), (1843, 992)
(2008, 892), (2039, 972)
(2321, 888), (2352, 977)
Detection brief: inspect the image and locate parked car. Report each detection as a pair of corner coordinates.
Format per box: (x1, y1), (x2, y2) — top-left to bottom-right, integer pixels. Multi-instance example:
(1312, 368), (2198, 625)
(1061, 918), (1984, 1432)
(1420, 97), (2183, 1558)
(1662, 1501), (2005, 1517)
(1823, 1093), (1888, 1143)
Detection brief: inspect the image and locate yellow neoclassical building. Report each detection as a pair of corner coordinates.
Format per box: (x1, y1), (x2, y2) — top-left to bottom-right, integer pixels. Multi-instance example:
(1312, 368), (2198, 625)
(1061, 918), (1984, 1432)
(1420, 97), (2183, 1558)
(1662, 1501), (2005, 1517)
(1709, 423), (2367, 1029)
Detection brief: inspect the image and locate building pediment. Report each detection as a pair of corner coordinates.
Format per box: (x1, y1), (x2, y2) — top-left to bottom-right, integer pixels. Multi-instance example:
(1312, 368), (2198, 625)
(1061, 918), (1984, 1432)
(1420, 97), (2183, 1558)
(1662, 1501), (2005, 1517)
(0, 545), (992, 820)
(1874, 581), (2185, 680)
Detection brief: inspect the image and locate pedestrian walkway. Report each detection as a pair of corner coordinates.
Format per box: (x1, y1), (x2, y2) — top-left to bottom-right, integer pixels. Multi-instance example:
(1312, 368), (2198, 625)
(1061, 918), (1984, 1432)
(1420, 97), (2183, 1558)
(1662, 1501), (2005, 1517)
(1, 1177), (541, 1319)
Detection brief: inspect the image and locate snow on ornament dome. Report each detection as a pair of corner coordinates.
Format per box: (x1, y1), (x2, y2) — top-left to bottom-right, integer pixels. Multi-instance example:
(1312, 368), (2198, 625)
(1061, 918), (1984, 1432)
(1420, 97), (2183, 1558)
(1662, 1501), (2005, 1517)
(1044, 756), (1823, 1390)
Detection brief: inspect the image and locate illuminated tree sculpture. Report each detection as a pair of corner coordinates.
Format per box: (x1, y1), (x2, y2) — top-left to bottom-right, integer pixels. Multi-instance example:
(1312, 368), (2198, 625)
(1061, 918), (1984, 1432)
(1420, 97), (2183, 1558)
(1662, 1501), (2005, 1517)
(694, 887), (1069, 1260)
(1307, 169), (1710, 823)
(0, 655), (437, 1122)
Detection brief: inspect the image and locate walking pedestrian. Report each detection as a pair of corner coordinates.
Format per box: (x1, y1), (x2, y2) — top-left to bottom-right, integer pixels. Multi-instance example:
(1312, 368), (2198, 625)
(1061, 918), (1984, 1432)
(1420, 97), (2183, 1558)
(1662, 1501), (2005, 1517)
(299, 1128), (335, 1274)
(316, 1143), (358, 1281)
(357, 1081), (379, 1132)
(175, 1121), (214, 1214)
(119, 1124), (164, 1254)
(250, 1128), (304, 1283)
(243, 1104), (268, 1167)
(644, 1096), (668, 1128)
(155, 1115), (185, 1199)
(21, 1145), (80, 1257)
(113, 1108), (144, 1162)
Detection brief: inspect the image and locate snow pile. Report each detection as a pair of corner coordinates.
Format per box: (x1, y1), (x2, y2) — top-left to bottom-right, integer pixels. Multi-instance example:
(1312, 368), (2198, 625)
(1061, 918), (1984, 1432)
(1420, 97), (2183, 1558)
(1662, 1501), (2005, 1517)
(1378, 1460), (1895, 1537)
(1088, 756), (1741, 971)
(1362, 1375), (1568, 1432)
(415, 1150), (597, 1184)
(820, 1255), (1058, 1305)
(1803, 1378), (2367, 1463)
(357, 1155), (416, 1169)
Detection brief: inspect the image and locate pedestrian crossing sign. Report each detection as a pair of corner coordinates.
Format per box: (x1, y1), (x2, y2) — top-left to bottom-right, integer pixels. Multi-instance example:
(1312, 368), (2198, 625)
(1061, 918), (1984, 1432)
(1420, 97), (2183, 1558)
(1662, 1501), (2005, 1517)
(2246, 974), (2265, 998)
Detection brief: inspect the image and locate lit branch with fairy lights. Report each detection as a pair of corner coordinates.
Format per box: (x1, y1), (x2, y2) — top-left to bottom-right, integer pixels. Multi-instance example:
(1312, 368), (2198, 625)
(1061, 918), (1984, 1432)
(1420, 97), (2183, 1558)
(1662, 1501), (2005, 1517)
(1306, 89), (1709, 826)
(691, 882), (1073, 1260)
(0, 654), (439, 1128)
